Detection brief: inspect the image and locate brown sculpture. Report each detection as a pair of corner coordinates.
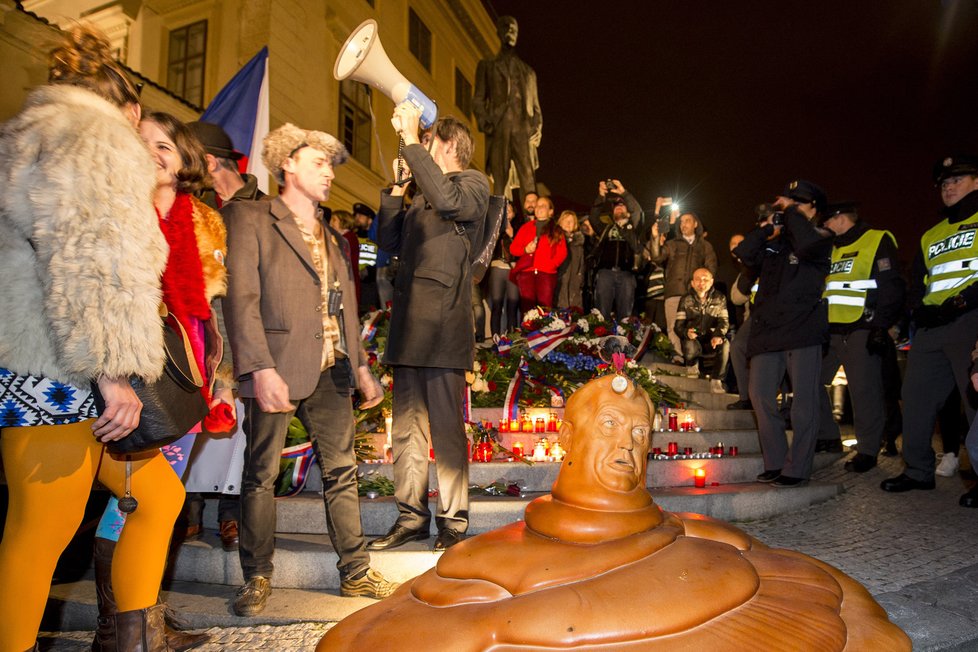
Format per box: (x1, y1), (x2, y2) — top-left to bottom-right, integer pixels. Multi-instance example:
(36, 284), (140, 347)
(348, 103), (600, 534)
(473, 16), (542, 197)
(318, 375), (911, 651)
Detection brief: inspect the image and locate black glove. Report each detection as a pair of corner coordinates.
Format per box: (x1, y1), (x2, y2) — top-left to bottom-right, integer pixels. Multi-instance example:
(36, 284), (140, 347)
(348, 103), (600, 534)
(865, 327), (889, 356)
(939, 294), (968, 324)
(912, 305), (943, 329)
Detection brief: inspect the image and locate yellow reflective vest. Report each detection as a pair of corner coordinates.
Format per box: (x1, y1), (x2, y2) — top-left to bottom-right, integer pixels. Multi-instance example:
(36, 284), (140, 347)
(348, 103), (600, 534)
(920, 215), (978, 306)
(823, 229), (891, 323)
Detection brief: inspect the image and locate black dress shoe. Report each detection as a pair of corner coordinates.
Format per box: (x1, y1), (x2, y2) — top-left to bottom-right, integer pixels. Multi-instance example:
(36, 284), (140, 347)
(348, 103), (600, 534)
(433, 528), (464, 551)
(880, 473), (935, 492)
(727, 399), (753, 410)
(960, 487), (978, 507)
(756, 469), (782, 483)
(772, 475), (808, 488)
(844, 453), (877, 473)
(815, 439), (844, 453)
(367, 524), (429, 551)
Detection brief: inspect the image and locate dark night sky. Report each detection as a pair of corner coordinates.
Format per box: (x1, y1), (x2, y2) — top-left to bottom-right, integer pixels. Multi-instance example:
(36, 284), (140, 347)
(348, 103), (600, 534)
(481, 0), (978, 281)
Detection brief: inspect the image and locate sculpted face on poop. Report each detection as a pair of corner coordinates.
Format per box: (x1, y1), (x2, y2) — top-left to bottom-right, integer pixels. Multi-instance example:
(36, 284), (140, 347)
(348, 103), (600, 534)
(318, 374), (911, 652)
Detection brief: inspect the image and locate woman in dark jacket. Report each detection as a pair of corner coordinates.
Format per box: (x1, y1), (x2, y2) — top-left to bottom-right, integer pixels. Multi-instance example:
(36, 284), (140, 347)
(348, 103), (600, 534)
(555, 210), (585, 309)
(487, 200), (521, 337)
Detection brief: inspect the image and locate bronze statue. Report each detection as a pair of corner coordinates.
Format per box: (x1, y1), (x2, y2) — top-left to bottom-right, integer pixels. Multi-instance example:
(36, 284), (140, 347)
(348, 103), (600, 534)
(318, 374), (911, 651)
(473, 16), (542, 197)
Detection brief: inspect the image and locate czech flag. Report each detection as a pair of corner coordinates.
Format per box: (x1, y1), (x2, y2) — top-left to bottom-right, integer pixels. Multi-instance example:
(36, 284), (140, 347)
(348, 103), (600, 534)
(200, 46), (270, 193)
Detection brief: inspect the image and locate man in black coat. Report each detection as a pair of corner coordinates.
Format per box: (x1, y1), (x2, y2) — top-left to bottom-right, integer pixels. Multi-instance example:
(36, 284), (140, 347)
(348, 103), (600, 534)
(369, 105), (490, 552)
(734, 180), (833, 487)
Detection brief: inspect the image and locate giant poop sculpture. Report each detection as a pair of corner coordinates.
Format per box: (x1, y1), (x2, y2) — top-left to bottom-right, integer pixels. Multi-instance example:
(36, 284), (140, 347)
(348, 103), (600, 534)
(319, 374), (911, 651)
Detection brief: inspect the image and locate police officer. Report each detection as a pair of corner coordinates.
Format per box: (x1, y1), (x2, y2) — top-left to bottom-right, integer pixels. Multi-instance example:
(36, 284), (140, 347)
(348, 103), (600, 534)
(353, 202), (381, 313)
(733, 180), (833, 487)
(816, 202), (905, 473)
(882, 155), (978, 494)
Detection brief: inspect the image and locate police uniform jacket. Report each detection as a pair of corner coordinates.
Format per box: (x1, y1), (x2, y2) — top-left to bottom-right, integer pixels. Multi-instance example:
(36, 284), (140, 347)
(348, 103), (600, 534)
(826, 221), (904, 334)
(909, 189), (978, 326)
(377, 143), (490, 369)
(734, 207), (833, 357)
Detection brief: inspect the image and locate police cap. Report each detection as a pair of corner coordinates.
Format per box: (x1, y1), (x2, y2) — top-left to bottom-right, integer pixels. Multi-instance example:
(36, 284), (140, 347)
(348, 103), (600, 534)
(932, 155), (978, 184)
(780, 179), (827, 212)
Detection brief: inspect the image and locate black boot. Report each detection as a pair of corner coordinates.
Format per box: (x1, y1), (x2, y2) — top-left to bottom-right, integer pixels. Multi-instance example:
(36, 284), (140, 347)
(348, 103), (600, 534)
(92, 537), (210, 652)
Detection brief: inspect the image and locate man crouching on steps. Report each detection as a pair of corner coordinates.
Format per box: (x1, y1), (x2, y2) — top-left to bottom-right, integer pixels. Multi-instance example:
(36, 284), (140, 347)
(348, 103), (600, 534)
(223, 123), (398, 617)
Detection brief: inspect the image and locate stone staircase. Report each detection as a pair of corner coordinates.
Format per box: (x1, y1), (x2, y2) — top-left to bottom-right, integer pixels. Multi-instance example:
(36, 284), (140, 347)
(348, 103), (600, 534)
(165, 359), (843, 591)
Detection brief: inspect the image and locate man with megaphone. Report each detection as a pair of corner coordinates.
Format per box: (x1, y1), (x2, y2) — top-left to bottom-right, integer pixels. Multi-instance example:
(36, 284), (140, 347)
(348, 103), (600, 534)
(369, 102), (490, 552)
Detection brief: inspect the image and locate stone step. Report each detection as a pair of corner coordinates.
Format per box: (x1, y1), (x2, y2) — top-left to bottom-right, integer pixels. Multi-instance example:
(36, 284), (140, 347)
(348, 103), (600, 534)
(652, 374), (714, 393)
(679, 391), (741, 410)
(208, 452), (840, 537)
(185, 481), (842, 590)
(650, 429), (761, 452)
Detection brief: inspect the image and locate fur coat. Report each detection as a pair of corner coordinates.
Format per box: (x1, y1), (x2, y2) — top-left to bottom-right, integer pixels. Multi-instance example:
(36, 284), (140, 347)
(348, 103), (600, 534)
(0, 84), (168, 387)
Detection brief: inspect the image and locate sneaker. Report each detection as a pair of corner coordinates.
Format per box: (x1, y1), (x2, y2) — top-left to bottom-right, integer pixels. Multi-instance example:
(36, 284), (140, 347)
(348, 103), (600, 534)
(710, 378), (725, 394)
(340, 568), (400, 599)
(233, 576), (271, 617)
(936, 452), (959, 477)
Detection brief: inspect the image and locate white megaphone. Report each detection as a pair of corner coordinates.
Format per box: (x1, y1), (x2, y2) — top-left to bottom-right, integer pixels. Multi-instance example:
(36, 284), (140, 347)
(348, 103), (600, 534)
(334, 19), (437, 128)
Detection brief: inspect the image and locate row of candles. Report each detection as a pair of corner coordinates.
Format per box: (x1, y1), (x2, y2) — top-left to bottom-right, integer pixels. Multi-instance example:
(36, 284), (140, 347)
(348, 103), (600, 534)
(496, 413), (562, 434)
(472, 437), (566, 463)
(651, 441), (739, 459)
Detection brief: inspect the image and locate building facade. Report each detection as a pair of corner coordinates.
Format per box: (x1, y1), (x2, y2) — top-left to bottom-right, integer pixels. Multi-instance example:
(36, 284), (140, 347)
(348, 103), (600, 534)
(1, 0), (497, 211)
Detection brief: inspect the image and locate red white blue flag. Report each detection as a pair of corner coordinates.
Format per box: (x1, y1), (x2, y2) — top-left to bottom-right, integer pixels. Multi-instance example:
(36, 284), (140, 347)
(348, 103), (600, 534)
(200, 46), (270, 193)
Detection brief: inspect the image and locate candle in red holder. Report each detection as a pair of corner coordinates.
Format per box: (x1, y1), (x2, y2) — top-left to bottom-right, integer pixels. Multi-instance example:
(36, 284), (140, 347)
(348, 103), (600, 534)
(510, 418), (520, 432)
(521, 417), (533, 433)
(652, 447), (662, 456)
(512, 441), (524, 459)
(667, 441), (678, 455)
(498, 419), (509, 433)
(546, 412), (558, 432)
(534, 417), (545, 433)
(683, 446), (693, 455)
(476, 441), (493, 462)
(694, 468), (706, 488)
(429, 446), (435, 461)
(729, 445), (739, 456)
(668, 413), (678, 431)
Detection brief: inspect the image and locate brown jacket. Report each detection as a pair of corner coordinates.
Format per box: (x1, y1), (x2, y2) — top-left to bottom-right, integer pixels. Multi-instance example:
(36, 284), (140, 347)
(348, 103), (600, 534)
(222, 196), (366, 400)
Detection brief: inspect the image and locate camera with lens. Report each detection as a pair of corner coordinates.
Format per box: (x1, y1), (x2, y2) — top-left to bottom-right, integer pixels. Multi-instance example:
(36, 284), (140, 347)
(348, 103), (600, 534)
(755, 202), (783, 226)
(605, 179), (617, 192)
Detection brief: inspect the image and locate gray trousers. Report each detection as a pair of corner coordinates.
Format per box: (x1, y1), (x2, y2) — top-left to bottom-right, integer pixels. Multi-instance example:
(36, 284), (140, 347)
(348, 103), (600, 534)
(239, 360), (369, 580)
(594, 269), (636, 321)
(664, 296), (682, 358)
(730, 319), (751, 402)
(817, 330), (885, 457)
(749, 345), (823, 479)
(391, 366), (468, 533)
(900, 310), (978, 482)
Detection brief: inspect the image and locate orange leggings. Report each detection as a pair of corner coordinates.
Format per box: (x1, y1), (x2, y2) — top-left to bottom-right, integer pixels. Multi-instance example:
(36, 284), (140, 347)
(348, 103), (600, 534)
(0, 421), (184, 651)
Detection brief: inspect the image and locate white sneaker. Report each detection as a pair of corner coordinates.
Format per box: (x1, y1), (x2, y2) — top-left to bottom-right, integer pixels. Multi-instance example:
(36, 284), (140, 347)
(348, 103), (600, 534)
(710, 378), (725, 394)
(936, 452), (959, 477)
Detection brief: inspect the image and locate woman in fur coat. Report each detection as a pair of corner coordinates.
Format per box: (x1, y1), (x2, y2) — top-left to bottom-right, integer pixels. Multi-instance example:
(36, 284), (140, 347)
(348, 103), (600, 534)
(0, 26), (184, 651)
(91, 110), (230, 651)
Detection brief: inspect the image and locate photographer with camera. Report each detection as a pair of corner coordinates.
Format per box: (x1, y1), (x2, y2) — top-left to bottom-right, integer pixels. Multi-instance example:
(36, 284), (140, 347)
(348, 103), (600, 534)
(733, 180), (833, 487)
(815, 202), (904, 473)
(584, 179), (645, 320)
(646, 210), (717, 362)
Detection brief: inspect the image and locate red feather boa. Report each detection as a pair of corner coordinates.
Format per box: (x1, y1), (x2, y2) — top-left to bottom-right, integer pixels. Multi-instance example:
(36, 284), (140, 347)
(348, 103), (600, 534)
(158, 192), (211, 329)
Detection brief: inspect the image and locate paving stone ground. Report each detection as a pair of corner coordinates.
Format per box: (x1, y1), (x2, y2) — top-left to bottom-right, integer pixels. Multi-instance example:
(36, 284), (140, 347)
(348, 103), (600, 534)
(35, 437), (978, 651)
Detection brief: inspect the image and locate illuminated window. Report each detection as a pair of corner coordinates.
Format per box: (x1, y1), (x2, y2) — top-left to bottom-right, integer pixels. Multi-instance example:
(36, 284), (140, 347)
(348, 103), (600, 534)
(455, 68), (472, 118)
(167, 20), (207, 105)
(408, 8), (431, 71)
(340, 79), (371, 167)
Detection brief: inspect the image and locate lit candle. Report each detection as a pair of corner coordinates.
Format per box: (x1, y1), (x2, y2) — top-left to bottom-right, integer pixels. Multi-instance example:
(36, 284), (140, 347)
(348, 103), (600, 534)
(667, 441), (679, 456)
(498, 419), (509, 433)
(510, 418), (520, 432)
(546, 412), (558, 432)
(694, 468), (706, 488)
(668, 413), (678, 431)
(532, 441), (547, 461)
(521, 417), (533, 433)
(534, 417), (545, 433)
(512, 441), (524, 459)
(551, 442), (565, 461)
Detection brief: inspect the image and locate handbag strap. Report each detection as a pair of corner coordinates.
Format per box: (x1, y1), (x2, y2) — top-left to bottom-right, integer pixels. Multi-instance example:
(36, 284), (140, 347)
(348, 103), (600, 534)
(162, 304), (204, 389)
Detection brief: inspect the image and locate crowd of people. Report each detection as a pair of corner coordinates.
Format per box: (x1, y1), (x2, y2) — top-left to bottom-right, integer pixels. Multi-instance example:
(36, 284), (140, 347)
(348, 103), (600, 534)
(2, 22), (978, 652)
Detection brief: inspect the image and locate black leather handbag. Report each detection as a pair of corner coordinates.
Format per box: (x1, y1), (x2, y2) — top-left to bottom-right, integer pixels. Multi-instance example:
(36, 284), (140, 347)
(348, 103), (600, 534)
(92, 308), (209, 454)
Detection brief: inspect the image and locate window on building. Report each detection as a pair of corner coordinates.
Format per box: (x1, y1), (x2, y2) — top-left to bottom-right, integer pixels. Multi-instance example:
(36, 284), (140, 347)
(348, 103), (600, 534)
(455, 68), (472, 118)
(408, 8), (431, 71)
(340, 79), (372, 167)
(166, 20), (207, 105)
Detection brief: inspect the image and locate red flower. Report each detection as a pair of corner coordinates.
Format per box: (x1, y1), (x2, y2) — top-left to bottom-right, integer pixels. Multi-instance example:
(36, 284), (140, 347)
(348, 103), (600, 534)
(487, 380), (497, 391)
(594, 326), (609, 336)
(480, 360), (488, 373)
